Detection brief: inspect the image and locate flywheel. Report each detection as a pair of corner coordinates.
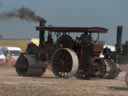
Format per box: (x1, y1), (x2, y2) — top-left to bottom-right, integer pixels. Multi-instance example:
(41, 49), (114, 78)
(57, 35), (74, 48)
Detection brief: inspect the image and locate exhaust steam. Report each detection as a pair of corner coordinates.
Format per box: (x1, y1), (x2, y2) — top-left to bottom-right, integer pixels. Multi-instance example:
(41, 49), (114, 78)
(0, 7), (46, 23)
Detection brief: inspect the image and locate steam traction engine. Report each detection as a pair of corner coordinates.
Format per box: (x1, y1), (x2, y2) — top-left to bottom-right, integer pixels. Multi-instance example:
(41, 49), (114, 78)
(115, 26), (128, 85)
(15, 21), (119, 79)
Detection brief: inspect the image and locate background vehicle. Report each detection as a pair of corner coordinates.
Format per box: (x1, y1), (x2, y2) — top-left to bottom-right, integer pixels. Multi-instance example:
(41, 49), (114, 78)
(2, 46), (22, 65)
(0, 48), (6, 65)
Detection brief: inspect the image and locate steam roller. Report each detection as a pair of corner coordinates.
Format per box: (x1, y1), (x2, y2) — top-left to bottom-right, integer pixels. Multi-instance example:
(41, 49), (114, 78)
(51, 48), (79, 78)
(15, 53), (47, 77)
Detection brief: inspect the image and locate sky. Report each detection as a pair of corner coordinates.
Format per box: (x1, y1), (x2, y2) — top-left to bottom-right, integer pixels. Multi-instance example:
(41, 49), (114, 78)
(0, 0), (128, 44)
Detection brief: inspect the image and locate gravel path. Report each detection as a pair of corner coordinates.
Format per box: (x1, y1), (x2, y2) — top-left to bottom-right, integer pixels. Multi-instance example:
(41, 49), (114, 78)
(0, 66), (128, 96)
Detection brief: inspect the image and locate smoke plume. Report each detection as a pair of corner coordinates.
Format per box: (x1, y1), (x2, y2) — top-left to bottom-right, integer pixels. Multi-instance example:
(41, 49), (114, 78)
(0, 7), (46, 23)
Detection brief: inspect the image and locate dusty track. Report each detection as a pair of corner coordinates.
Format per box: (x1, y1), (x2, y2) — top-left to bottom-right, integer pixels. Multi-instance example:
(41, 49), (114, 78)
(0, 66), (128, 96)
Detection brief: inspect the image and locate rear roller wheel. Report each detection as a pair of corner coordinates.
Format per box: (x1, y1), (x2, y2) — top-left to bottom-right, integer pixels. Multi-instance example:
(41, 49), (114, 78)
(16, 54), (47, 77)
(52, 48), (79, 78)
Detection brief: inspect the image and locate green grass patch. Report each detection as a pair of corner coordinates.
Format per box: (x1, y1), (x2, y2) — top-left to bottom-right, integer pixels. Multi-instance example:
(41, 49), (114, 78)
(0, 39), (30, 51)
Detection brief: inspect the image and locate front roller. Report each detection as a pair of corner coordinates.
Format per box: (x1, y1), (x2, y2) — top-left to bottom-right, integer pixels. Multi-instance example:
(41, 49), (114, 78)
(15, 53), (47, 77)
(52, 48), (79, 78)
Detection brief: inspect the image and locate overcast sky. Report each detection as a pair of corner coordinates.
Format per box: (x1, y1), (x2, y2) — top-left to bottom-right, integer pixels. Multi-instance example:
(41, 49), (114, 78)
(0, 0), (128, 44)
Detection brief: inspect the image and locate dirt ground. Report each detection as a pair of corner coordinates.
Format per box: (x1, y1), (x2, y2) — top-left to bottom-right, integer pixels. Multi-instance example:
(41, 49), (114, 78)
(0, 66), (128, 96)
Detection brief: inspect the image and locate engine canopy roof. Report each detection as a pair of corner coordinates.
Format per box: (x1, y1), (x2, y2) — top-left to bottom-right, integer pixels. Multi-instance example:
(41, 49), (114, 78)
(36, 26), (108, 33)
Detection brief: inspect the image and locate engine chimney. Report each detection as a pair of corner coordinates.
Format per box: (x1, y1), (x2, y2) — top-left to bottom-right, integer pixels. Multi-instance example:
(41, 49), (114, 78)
(116, 25), (123, 54)
(39, 20), (46, 48)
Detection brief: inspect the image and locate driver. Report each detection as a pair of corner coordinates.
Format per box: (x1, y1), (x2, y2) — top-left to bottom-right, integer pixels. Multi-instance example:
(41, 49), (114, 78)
(103, 47), (112, 59)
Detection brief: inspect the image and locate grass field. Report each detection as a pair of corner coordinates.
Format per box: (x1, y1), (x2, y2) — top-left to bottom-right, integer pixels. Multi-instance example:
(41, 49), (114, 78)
(0, 39), (30, 51)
